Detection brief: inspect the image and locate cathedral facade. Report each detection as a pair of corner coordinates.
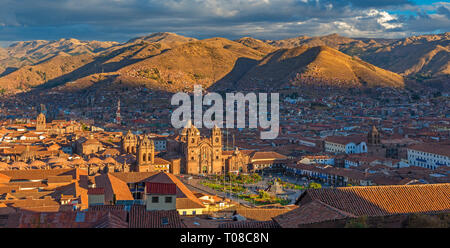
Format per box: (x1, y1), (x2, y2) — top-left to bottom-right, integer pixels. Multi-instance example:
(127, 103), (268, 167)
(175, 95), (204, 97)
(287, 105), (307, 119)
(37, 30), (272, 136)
(179, 122), (223, 175)
(121, 131), (170, 173)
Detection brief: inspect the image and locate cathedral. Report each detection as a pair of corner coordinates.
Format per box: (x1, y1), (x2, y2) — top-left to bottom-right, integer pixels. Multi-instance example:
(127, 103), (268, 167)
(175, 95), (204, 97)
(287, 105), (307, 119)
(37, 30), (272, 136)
(121, 122), (287, 175)
(179, 122), (223, 174)
(121, 131), (170, 173)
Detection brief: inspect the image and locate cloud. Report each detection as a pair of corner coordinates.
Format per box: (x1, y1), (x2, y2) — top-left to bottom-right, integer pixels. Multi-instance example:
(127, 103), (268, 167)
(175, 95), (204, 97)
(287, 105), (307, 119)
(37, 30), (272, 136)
(0, 0), (447, 44)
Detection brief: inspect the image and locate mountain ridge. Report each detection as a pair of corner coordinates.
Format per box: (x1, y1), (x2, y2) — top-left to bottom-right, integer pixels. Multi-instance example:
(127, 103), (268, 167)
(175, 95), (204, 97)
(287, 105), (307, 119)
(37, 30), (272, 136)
(0, 32), (447, 94)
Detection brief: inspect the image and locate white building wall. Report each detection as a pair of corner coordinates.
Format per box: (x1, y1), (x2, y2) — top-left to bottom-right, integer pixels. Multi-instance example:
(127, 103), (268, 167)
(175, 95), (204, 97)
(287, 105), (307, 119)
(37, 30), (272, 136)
(407, 149), (450, 170)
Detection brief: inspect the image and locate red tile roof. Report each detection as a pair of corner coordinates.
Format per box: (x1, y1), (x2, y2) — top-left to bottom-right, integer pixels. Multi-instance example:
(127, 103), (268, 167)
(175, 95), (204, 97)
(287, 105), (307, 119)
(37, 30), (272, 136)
(273, 199), (356, 227)
(218, 220), (280, 228)
(128, 205), (185, 228)
(146, 182), (176, 195)
(297, 183), (450, 216)
(87, 188), (105, 195)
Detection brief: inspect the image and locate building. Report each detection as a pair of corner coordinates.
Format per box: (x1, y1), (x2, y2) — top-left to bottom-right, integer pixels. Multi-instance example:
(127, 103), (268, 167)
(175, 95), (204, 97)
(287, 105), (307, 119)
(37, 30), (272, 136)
(88, 188), (106, 206)
(94, 172), (207, 216)
(324, 135), (367, 154)
(144, 182), (177, 211)
(407, 143), (450, 170)
(122, 130), (137, 154)
(179, 122), (223, 175)
(121, 131), (171, 173)
(35, 113), (46, 132)
(75, 134), (104, 156)
(272, 183), (450, 227)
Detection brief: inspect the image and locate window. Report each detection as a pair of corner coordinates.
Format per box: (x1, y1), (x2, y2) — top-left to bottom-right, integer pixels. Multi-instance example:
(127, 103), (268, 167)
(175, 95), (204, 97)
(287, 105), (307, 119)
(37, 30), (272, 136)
(152, 196), (159, 203)
(165, 196), (172, 203)
(161, 217), (169, 225)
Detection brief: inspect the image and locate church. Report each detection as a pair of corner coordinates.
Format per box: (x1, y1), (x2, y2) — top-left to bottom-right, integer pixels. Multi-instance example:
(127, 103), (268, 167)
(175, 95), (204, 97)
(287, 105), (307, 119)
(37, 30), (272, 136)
(178, 122), (223, 174)
(168, 121), (288, 175)
(121, 130), (171, 173)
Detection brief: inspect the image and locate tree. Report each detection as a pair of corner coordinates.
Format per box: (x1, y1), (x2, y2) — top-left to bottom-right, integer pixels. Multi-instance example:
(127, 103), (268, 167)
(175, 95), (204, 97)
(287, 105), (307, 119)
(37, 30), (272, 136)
(251, 173), (262, 182)
(308, 182), (322, 189)
(345, 216), (368, 228)
(258, 190), (271, 200)
(406, 214), (449, 228)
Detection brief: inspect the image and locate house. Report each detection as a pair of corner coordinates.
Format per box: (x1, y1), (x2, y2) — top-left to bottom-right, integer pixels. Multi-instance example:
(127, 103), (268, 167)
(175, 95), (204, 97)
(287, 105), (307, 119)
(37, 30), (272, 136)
(324, 135), (367, 154)
(275, 183), (450, 227)
(144, 182), (176, 211)
(407, 143), (450, 170)
(94, 172), (207, 216)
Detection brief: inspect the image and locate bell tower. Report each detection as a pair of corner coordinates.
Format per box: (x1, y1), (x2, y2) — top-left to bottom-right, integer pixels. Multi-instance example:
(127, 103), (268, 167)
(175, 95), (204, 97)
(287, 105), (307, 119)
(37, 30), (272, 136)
(185, 121), (200, 174)
(138, 135), (155, 167)
(122, 130), (138, 154)
(368, 125), (380, 145)
(212, 124), (222, 147)
(36, 113), (46, 132)
(211, 124), (223, 174)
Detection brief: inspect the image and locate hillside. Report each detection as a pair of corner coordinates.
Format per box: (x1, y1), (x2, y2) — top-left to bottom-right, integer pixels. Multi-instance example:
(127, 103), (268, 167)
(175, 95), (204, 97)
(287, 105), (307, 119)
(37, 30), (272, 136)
(0, 53), (96, 92)
(127, 32), (198, 48)
(112, 37), (266, 92)
(357, 33), (450, 77)
(265, 33), (364, 50)
(266, 33), (449, 77)
(0, 32), (447, 94)
(235, 45), (404, 90)
(7, 38), (118, 59)
(0, 33), (198, 93)
(235, 37), (278, 54)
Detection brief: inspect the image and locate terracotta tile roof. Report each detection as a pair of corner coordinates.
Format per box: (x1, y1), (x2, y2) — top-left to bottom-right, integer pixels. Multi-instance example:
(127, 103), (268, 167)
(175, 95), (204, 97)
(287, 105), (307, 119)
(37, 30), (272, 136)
(5, 197), (61, 213)
(95, 174), (134, 203)
(87, 188), (105, 195)
(325, 135), (366, 145)
(297, 184), (450, 216)
(92, 212), (129, 228)
(149, 173), (206, 210)
(99, 172), (205, 210)
(146, 182), (176, 195)
(234, 207), (294, 221)
(47, 175), (73, 184)
(14, 210), (128, 228)
(88, 205), (125, 212)
(128, 205), (185, 228)
(250, 151), (288, 161)
(218, 220), (280, 228)
(273, 199), (356, 227)
(408, 143), (450, 157)
(110, 172), (159, 183)
(0, 173), (10, 183)
(0, 169), (77, 181)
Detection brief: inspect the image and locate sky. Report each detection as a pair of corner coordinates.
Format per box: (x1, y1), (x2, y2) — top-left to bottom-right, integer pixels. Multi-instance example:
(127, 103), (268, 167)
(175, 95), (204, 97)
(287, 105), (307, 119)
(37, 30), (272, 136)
(0, 0), (448, 47)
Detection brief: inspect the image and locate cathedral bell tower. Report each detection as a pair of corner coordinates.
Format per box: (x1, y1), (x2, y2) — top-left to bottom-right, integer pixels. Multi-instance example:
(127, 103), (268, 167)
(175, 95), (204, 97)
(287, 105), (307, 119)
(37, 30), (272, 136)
(36, 113), (46, 132)
(211, 124), (223, 174)
(138, 135), (155, 167)
(122, 130), (138, 154)
(368, 125), (381, 145)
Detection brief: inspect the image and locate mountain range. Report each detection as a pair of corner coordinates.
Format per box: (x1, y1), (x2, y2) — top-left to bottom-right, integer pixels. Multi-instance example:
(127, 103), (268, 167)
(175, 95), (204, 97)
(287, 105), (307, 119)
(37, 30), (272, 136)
(0, 32), (448, 94)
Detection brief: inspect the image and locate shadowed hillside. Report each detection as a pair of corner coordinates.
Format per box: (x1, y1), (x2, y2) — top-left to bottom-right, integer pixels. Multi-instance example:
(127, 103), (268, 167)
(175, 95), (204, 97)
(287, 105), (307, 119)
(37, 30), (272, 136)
(235, 45), (404, 90)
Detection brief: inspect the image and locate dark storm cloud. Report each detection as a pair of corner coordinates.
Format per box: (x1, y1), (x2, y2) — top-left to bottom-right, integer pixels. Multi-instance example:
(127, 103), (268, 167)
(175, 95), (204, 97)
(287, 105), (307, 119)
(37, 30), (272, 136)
(0, 0), (448, 45)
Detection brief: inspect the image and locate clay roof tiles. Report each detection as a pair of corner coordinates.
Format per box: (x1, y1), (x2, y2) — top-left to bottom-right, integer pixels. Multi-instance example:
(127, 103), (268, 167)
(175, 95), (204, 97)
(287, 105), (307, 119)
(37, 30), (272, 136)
(298, 183), (450, 216)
